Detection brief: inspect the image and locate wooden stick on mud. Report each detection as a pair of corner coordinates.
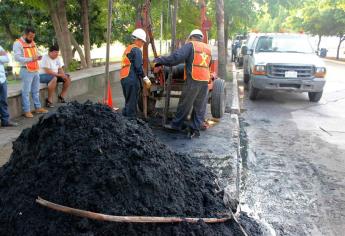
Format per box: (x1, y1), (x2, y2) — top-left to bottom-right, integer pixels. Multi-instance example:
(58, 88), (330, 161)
(36, 196), (232, 224)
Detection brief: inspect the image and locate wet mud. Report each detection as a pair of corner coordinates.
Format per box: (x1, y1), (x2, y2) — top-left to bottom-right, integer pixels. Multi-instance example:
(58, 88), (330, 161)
(0, 102), (246, 236)
(240, 100), (345, 235)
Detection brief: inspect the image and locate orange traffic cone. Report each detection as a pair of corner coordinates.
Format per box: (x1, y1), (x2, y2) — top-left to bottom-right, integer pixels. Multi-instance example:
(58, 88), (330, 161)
(104, 80), (119, 111)
(106, 80), (113, 108)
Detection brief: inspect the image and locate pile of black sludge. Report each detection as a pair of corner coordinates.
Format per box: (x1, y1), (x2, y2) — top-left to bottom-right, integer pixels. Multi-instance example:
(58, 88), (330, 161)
(0, 102), (245, 235)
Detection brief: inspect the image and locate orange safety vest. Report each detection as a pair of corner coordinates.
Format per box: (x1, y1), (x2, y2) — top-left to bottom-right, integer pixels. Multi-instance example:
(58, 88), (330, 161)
(17, 38), (39, 72)
(120, 44), (140, 79)
(186, 41), (212, 81)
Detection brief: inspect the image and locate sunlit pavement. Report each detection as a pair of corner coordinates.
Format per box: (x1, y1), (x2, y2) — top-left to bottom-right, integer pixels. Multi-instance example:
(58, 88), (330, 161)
(238, 60), (345, 235)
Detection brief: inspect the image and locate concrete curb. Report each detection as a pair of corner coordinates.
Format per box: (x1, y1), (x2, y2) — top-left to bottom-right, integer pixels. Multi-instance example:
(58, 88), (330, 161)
(323, 58), (345, 65)
(230, 63), (242, 201)
(230, 63), (240, 115)
(7, 66), (120, 118)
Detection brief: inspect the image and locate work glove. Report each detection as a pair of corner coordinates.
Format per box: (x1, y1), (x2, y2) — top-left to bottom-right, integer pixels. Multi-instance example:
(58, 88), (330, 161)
(143, 76), (152, 89)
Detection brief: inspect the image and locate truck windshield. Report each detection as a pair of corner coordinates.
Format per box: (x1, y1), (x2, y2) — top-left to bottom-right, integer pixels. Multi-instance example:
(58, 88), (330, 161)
(255, 35), (314, 54)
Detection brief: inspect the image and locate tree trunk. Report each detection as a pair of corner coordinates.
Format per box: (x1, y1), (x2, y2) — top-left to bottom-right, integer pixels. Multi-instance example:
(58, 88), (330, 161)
(70, 33), (87, 68)
(80, 0), (92, 68)
(216, 0), (227, 80)
(47, 0), (73, 70)
(317, 34), (322, 52)
(336, 35), (344, 60)
(57, 0), (73, 68)
(224, 11), (229, 60)
(47, 0), (65, 60)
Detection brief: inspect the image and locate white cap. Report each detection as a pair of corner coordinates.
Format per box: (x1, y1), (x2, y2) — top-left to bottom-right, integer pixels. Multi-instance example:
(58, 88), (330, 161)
(189, 29), (204, 39)
(132, 28), (147, 43)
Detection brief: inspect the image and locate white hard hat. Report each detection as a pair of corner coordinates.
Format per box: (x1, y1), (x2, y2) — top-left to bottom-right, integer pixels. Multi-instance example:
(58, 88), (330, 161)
(132, 28), (147, 43)
(189, 29), (204, 39)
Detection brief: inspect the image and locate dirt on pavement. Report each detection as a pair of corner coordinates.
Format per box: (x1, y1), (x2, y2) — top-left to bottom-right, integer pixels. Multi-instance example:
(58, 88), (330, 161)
(0, 102), (247, 236)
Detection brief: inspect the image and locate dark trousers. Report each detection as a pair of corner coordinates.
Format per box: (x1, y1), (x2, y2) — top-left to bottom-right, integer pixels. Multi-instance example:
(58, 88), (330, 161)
(172, 78), (208, 131)
(121, 76), (140, 118)
(0, 81), (10, 125)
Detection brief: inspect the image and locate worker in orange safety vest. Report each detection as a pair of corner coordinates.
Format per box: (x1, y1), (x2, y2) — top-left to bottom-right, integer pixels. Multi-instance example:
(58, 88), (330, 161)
(154, 29), (212, 138)
(13, 27), (48, 118)
(120, 28), (151, 118)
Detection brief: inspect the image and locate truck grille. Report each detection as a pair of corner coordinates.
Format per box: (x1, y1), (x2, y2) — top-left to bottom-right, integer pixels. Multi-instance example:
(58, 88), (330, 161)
(267, 64), (314, 78)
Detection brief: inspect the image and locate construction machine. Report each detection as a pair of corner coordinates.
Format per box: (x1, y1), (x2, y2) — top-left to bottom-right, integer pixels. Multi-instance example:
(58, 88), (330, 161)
(136, 0), (227, 125)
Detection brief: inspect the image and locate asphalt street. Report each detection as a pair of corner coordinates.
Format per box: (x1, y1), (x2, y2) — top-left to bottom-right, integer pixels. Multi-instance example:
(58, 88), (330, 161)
(238, 60), (345, 235)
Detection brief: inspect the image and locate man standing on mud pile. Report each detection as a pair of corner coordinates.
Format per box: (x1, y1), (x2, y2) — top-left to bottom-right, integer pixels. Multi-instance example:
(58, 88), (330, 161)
(13, 27), (48, 118)
(120, 28), (151, 118)
(153, 29), (212, 139)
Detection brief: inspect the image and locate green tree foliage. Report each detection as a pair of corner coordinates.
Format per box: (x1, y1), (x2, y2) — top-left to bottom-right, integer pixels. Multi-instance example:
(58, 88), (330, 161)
(69, 0), (108, 48)
(255, 0), (304, 33)
(224, 0), (257, 36)
(0, 0), (54, 50)
(254, 0), (345, 59)
(112, 0), (201, 45)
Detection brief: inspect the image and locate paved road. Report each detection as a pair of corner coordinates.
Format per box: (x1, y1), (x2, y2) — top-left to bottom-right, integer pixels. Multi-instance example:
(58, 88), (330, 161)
(238, 60), (345, 235)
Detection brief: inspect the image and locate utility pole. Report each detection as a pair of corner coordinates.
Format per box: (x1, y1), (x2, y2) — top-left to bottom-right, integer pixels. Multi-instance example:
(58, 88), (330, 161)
(160, 12), (163, 55)
(216, 0), (227, 80)
(171, 0), (178, 52)
(105, 0), (113, 99)
(163, 0), (178, 126)
(166, 0), (171, 53)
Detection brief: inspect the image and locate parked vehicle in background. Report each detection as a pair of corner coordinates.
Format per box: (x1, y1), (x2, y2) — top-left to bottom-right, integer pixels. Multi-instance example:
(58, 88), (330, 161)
(242, 33), (327, 102)
(231, 34), (246, 62)
(319, 48), (328, 58)
(242, 33), (257, 82)
(235, 39), (247, 67)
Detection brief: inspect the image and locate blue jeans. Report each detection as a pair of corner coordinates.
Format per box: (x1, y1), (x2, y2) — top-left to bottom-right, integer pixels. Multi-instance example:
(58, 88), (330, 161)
(20, 68), (41, 112)
(40, 73), (70, 84)
(0, 81), (10, 125)
(39, 73), (55, 84)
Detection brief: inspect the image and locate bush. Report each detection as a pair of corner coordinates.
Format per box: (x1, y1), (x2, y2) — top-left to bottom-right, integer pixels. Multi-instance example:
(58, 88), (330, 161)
(67, 59), (81, 72)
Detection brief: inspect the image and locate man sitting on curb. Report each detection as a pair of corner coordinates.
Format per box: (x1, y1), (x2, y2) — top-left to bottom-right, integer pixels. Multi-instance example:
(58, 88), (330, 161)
(39, 45), (71, 107)
(0, 45), (17, 127)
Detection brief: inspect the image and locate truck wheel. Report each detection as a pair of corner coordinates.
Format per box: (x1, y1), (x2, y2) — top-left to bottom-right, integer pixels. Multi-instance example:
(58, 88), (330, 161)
(138, 92), (156, 114)
(243, 73), (250, 84)
(308, 91), (323, 102)
(249, 79), (259, 100)
(211, 78), (226, 118)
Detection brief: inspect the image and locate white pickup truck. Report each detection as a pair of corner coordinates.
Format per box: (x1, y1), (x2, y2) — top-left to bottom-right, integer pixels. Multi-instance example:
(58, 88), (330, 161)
(242, 33), (326, 102)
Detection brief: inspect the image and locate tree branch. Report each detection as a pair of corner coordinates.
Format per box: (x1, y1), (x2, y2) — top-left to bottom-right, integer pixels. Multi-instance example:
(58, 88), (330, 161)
(36, 196), (232, 224)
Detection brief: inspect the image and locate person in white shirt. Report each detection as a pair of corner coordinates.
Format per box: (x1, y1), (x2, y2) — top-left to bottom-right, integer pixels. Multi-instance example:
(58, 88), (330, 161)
(39, 45), (71, 107)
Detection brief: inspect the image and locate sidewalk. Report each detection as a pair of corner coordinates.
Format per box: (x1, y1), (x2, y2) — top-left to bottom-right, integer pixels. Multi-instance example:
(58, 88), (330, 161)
(7, 63), (121, 118)
(1, 65), (124, 166)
